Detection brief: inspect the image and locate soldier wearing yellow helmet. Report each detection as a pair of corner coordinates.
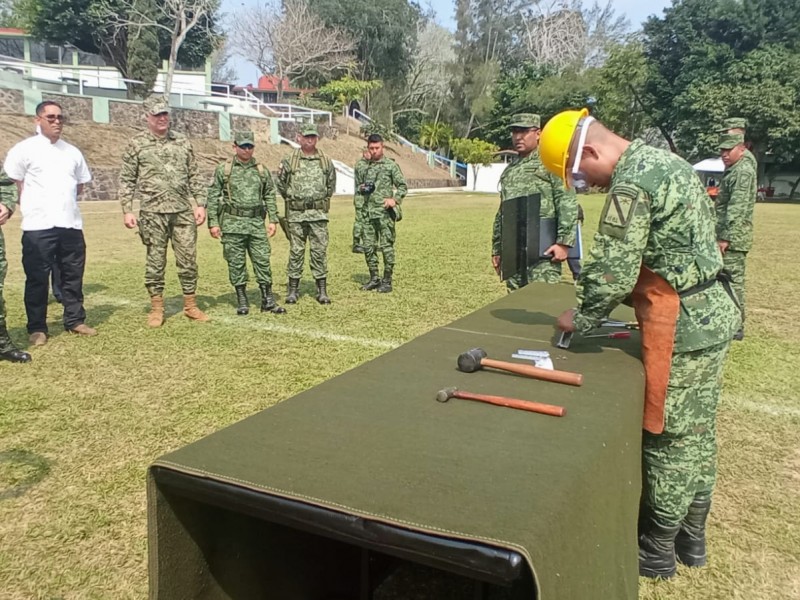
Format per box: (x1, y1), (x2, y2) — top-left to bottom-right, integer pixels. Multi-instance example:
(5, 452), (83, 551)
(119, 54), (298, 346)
(540, 110), (740, 579)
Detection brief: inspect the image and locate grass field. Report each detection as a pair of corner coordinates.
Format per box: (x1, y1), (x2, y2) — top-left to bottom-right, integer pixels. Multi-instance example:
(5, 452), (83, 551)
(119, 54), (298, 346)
(0, 192), (798, 599)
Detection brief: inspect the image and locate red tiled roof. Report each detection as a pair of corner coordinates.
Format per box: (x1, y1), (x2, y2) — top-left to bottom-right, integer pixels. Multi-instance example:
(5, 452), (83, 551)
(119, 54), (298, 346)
(0, 28), (28, 35)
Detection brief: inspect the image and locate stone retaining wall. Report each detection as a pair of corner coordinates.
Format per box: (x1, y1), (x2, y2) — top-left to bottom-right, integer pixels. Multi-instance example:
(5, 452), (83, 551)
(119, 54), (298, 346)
(0, 88), (23, 113)
(42, 93), (93, 122)
(278, 120), (338, 140)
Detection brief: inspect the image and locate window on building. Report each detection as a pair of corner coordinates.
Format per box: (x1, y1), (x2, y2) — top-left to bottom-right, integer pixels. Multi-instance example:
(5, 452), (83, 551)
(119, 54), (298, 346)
(0, 38), (25, 60)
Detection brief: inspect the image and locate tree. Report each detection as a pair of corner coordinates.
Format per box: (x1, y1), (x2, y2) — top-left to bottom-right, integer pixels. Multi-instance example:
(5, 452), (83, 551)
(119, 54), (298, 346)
(209, 35), (237, 83)
(126, 0), (160, 98)
(232, 0), (355, 102)
(317, 74), (382, 133)
(640, 0), (800, 164)
(92, 0), (219, 95)
(307, 0), (422, 83)
(450, 137), (498, 190)
(403, 21), (455, 121)
(418, 121), (453, 154)
(16, 0), (218, 97)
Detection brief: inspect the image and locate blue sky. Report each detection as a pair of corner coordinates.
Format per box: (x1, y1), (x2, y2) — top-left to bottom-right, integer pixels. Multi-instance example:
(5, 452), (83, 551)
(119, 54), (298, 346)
(222, 0), (673, 85)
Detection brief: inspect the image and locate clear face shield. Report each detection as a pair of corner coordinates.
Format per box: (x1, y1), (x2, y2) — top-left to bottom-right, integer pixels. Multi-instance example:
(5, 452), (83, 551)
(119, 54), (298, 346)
(567, 116), (595, 190)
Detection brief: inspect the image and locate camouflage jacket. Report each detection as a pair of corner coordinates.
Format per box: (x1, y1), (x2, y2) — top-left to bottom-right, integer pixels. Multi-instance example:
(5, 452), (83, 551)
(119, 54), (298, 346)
(207, 158), (278, 234)
(0, 168), (17, 214)
(492, 151), (578, 256)
(575, 140), (739, 352)
(354, 156), (408, 219)
(716, 151), (757, 252)
(276, 150), (336, 223)
(119, 130), (207, 214)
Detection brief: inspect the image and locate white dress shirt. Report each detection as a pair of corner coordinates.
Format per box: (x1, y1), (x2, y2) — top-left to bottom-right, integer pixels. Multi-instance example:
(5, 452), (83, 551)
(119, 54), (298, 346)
(4, 134), (92, 231)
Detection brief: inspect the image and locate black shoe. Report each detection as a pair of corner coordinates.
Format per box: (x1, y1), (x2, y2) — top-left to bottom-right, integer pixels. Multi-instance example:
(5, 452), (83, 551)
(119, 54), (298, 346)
(285, 278), (300, 304)
(315, 278), (331, 304)
(234, 284), (249, 315)
(0, 348), (32, 363)
(260, 284), (286, 314)
(733, 328), (744, 341)
(377, 271), (393, 293)
(676, 496), (711, 567)
(361, 271), (381, 291)
(639, 520), (680, 579)
(352, 244), (366, 254)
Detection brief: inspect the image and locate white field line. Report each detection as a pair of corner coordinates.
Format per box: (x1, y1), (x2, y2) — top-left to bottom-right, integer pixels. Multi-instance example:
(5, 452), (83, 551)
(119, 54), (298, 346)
(729, 399), (800, 419)
(91, 294), (400, 350)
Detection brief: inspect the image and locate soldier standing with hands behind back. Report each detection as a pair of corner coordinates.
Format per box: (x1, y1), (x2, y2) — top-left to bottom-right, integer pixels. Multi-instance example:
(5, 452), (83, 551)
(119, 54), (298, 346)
(119, 95), (210, 327)
(277, 123), (336, 305)
(207, 130), (285, 315)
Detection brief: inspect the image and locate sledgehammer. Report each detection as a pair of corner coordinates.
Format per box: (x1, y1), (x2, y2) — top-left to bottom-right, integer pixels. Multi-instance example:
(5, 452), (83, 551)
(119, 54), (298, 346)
(436, 387), (566, 417)
(457, 347), (583, 387)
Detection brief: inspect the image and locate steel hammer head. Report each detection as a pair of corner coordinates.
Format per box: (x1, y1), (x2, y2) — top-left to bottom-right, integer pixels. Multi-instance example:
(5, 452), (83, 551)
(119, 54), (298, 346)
(457, 347), (488, 373)
(436, 387), (458, 402)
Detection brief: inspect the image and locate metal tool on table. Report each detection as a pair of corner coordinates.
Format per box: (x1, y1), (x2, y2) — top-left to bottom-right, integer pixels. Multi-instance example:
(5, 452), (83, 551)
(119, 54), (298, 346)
(555, 331), (573, 349)
(600, 319), (639, 330)
(512, 349), (554, 370)
(583, 331), (631, 340)
(457, 347), (583, 387)
(436, 387), (566, 417)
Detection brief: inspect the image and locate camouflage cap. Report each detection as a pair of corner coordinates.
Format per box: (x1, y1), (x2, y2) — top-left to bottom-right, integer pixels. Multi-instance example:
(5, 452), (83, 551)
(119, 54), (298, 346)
(509, 113), (541, 129)
(234, 130), (255, 146)
(299, 123), (319, 137)
(143, 95), (170, 115)
(717, 117), (747, 133)
(718, 132), (745, 149)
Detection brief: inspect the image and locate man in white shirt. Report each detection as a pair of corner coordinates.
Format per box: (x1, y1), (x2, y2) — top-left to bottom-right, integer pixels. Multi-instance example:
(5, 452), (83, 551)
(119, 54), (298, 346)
(4, 100), (96, 346)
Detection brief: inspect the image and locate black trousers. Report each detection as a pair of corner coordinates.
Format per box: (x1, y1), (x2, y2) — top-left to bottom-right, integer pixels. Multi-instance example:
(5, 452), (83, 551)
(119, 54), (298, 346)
(21, 227), (86, 333)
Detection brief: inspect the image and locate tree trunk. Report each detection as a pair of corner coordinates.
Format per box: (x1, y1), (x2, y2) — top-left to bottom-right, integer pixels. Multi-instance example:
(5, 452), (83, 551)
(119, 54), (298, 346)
(472, 165), (479, 191)
(789, 175), (800, 200)
(277, 68), (284, 102)
(165, 33), (179, 98)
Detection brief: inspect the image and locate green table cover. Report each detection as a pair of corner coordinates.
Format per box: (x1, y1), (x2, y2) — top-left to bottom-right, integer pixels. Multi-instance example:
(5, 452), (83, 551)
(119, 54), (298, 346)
(149, 283), (644, 599)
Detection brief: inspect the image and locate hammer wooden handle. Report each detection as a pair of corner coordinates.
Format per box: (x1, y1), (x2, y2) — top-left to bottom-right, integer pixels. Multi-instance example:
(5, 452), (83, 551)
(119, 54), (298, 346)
(455, 390), (566, 417)
(480, 357), (583, 387)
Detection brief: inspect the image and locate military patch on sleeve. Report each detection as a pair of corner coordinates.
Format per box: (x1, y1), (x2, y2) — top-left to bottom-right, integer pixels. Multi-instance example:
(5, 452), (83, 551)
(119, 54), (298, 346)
(599, 184), (640, 239)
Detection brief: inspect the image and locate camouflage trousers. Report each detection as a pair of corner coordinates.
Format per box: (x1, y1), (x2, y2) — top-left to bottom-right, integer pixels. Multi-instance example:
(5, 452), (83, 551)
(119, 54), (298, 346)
(222, 231), (273, 287)
(138, 211), (198, 297)
(364, 215), (396, 273)
(353, 206), (367, 249)
(642, 341), (731, 527)
(723, 249), (747, 323)
(287, 220), (328, 280)
(0, 228), (12, 352)
(506, 260), (563, 291)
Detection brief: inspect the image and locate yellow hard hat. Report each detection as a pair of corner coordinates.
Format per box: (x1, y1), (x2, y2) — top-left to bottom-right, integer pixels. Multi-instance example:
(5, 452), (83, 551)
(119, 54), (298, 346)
(539, 108), (589, 182)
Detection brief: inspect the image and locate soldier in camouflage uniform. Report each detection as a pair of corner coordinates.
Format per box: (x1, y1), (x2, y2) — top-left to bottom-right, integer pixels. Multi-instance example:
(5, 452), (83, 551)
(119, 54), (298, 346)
(352, 148), (370, 253)
(276, 123), (336, 305)
(716, 124), (757, 341)
(119, 95), (210, 327)
(492, 114), (578, 290)
(541, 110), (740, 579)
(207, 131), (286, 316)
(354, 134), (407, 293)
(0, 168), (31, 362)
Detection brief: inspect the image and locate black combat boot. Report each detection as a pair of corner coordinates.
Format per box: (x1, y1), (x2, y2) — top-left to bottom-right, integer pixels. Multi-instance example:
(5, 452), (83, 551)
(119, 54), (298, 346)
(234, 284), (249, 315)
(315, 278), (331, 304)
(361, 270), (381, 291)
(352, 244), (366, 254)
(377, 270), (393, 293)
(0, 325), (31, 363)
(733, 328), (744, 341)
(638, 519), (680, 579)
(285, 278), (300, 304)
(675, 496), (712, 567)
(260, 283), (286, 314)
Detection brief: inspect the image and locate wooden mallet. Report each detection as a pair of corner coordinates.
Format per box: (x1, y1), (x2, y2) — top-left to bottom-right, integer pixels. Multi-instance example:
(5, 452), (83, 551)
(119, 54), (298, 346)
(436, 387), (566, 417)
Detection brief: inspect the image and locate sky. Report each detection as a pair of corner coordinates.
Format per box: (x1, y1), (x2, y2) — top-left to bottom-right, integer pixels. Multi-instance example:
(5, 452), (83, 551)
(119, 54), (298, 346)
(222, 0), (674, 86)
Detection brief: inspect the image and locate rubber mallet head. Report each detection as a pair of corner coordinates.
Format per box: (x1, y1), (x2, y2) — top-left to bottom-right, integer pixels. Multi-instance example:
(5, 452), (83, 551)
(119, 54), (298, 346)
(436, 387), (457, 402)
(457, 347), (488, 373)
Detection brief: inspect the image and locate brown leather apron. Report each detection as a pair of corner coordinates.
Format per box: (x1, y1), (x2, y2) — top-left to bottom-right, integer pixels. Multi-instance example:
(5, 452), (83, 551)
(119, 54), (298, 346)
(630, 266), (680, 434)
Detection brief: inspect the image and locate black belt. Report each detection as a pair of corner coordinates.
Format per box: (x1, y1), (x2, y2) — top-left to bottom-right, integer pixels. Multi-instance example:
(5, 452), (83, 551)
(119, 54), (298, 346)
(678, 271), (740, 309)
(678, 277), (717, 298)
(222, 205), (266, 218)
